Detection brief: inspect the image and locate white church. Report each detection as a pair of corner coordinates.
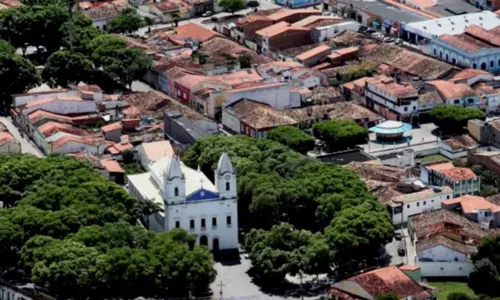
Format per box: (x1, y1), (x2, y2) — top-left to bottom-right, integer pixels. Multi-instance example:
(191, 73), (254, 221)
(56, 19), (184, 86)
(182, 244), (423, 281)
(127, 152), (239, 251)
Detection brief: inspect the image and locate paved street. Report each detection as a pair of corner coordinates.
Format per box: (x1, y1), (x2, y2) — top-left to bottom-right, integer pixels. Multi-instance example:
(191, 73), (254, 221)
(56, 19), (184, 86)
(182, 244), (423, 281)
(384, 229), (417, 266)
(211, 255), (321, 300)
(0, 117), (44, 157)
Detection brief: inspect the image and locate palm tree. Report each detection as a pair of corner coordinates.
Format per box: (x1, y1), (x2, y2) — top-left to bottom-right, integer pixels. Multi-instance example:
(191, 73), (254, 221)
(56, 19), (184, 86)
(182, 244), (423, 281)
(136, 198), (163, 229)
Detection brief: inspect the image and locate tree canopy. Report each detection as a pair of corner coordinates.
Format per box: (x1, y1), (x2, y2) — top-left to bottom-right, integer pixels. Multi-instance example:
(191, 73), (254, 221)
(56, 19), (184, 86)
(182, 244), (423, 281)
(266, 126), (315, 154)
(218, 0), (246, 13)
(108, 7), (144, 34)
(430, 105), (485, 133)
(0, 155), (216, 298)
(469, 236), (500, 296)
(312, 120), (368, 152)
(42, 50), (93, 87)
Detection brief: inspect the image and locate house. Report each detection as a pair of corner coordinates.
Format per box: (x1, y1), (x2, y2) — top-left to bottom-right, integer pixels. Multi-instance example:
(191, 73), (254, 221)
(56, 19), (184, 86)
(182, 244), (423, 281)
(468, 150), (500, 175)
(364, 75), (419, 123)
(80, 2), (125, 31)
(325, 46), (359, 66)
(294, 44), (331, 67)
(233, 15), (275, 44)
(420, 162), (480, 197)
(161, 23), (219, 44)
(127, 153), (239, 250)
(101, 122), (123, 142)
(222, 99), (297, 137)
(33, 121), (96, 154)
(164, 110), (218, 145)
(0, 279), (55, 300)
(408, 209), (499, 277)
(439, 134), (479, 159)
(311, 21), (360, 42)
(387, 186), (454, 226)
(430, 25), (500, 73)
(442, 194), (500, 226)
(0, 131), (20, 154)
(138, 1), (189, 23)
(467, 119), (500, 149)
(135, 140), (174, 170)
(255, 21), (312, 56)
(107, 135), (134, 155)
(425, 80), (478, 107)
(329, 266), (433, 300)
(100, 159), (126, 185)
(448, 68), (494, 86)
(417, 91), (444, 114)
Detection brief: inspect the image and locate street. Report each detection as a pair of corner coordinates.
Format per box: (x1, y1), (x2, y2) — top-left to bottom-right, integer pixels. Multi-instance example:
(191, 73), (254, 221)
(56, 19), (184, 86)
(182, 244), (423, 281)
(0, 117), (44, 157)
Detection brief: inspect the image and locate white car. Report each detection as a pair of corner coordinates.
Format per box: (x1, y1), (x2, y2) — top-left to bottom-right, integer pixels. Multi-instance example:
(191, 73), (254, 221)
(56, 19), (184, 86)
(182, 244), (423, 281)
(202, 11), (213, 17)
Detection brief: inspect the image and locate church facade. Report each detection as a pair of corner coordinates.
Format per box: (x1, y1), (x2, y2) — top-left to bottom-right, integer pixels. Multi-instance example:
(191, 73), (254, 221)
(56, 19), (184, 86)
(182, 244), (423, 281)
(127, 152), (239, 250)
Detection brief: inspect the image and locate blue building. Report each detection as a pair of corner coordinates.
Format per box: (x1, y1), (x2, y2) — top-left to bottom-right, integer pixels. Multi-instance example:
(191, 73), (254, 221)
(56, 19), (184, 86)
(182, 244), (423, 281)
(276, 0), (321, 8)
(430, 25), (500, 73)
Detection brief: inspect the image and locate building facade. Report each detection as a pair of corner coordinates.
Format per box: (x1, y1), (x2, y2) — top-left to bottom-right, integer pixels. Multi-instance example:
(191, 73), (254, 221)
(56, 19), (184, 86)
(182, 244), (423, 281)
(127, 153), (239, 250)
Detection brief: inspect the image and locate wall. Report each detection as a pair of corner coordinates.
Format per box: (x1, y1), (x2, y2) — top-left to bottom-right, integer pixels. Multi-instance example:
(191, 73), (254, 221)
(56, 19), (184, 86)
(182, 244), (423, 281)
(22, 100), (96, 116)
(104, 128), (122, 143)
(419, 245), (468, 262)
(220, 83), (293, 111)
(221, 108), (241, 133)
(268, 29), (312, 53)
(312, 21), (361, 42)
(0, 141), (21, 154)
(13, 90), (70, 107)
(54, 140), (105, 155)
(164, 199), (239, 250)
(418, 261), (473, 277)
(94, 19), (108, 31)
(0, 285), (30, 300)
(439, 142), (469, 159)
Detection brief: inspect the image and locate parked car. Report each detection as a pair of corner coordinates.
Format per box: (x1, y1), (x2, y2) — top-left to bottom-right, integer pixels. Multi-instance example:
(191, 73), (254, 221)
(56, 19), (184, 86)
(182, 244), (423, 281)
(202, 11), (213, 17)
(394, 231), (402, 241)
(397, 246), (406, 256)
(395, 38), (403, 44)
(383, 37), (395, 43)
(366, 28), (376, 34)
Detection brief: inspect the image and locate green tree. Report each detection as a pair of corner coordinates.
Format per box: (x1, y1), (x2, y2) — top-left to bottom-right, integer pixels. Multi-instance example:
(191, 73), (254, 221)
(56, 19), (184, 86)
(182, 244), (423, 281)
(325, 204), (393, 267)
(0, 39), (15, 54)
(62, 20), (101, 55)
(42, 50), (93, 87)
(238, 53), (252, 68)
(89, 34), (128, 67)
(0, 51), (40, 112)
(218, 0), (246, 13)
(469, 258), (500, 296)
(136, 199), (163, 230)
(103, 48), (152, 88)
(302, 233), (332, 277)
(109, 7), (144, 34)
(448, 292), (475, 300)
(247, 0), (259, 7)
(313, 120), (368, 152)
(430, 105), (485, 133)
(266, 126), (315, 154)
(375, 293), (399, 300)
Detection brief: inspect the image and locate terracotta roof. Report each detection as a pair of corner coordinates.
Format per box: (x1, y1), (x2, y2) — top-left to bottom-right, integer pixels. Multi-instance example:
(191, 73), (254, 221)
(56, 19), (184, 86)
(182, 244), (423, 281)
(296, 44), (331, 61)
(398, 265), (420, 271)
(291, 16), (344, 28)
(391, 186), (453, 204)
(227, 82), (286, 93)
(334, 46), (359, 56)
(255, 21), (290, 37)
(101, 122), (122, 133)
(418, 91), (443, 105)
(267, 8), (321, 21)
(409, 209), (498, 242)
(416, 235), (477, 255)
(38, 121), (90, 137)
(442, 134), (478, 150)
(0, 131), (15, 146)
(427, 80), (476, 99)
(226, 99), (297, 130)
(466, 25), (500, 47)
(52, 136), (106, 150)
(237, 14), (272, 25)
(101, 159), (125, 173)
(449, 69), (492, 82)
(443, 194), (500, 214)
(366, 75), (417, 98)
(122, 92), (169, 116)
(81, 3), (123, 21)
(330, 266), (432, 300)
(166, 23), (219, 43)
(200, 37), (273, 65)
(407, 0), (436, 8)
(108, 141), (133, 153)
(426, 162), (478, 181)
(0, 0), (22, 7)
(24, 95), (84, 109)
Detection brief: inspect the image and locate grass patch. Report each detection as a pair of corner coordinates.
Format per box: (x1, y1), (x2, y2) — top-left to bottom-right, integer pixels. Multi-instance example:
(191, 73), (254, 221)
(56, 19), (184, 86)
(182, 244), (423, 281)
(428, 281), (476, 300)
(417, 154), (450, 164)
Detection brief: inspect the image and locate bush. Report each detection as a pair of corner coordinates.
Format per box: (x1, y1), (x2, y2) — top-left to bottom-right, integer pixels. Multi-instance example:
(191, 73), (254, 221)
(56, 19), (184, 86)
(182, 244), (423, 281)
(430, 105), (485, 133)
(312, 120), (368, 152)
(266, 126), (315, 154)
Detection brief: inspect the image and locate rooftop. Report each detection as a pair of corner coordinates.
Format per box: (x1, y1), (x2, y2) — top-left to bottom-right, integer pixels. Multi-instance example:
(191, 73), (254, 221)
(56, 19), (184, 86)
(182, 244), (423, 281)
(38, 121), (91, 138)
(416, 235), (477, 255)
(443, 194), (500, 214)
(330, 266), (432, 300)
(296, 44), (331, 61)
(136, 140), (174, 163)
(291, 15), (344, 28)
(449, 68), (493, 83)
(267, 8), (321, 22)
(426, 162), (478, 180)
(366, 75), (418, 98)
(255, 21), (310, 38)
(316, 148), (378, 165)
(81, 2), (123, 21)
(341, 0), (427, 23)
(369, 121), (412, 134)
(164, 23), (219, 44)
(418, 91), (443, 105)
(100, 159), (125, 173)
(283, 102), (379, 124)
(442, 134), (478, 150)
(101, 122), (122, 133)
(391, 186), (453, 204)
(225, 99), (297, 130)
(0, 131), (15, 146)
(426, 80), (476, 99)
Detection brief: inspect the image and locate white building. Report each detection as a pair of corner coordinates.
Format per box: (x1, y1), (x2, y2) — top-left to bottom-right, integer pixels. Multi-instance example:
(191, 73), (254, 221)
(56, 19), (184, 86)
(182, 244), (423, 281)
(0, 132), (20, 154)
(420, 162), (480, 197)
(388, 186), (454, 226)
(127, 153), (239, 250)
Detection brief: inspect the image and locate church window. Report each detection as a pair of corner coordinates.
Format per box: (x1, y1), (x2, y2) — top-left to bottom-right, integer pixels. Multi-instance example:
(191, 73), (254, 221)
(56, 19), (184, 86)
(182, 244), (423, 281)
(190, 219), (195, 229)
(226, 216), (232, 226)
(226, 182), (230, 191)
(174, 187), (179, 197)
(212, 217), (217, 227)
(201, 218), (206, 228)
(175, 221), (180, 228)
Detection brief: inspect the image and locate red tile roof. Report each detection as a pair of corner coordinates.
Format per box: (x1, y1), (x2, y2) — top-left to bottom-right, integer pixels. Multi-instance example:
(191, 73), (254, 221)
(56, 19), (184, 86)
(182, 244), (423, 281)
(101, 122), (122, 133)
(101, 159), (125, 173)
(166, 23), (219, 44)
(268, 8), (321, 21)
(0, 131), (15, 146)
(443, 195), (500, 214)
(449, 69), (492, 82)
(296, 44), (331, 61)
(366, 75), (417, 98)
(426, 80), (475, 100)
(38, 121), (90, 137)
(52, 136), (106, 150)
(330, 266), (432, 300)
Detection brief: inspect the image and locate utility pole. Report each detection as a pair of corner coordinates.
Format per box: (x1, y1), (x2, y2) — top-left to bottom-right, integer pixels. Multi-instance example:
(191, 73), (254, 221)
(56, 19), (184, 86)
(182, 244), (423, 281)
(218, 280), (226, 300)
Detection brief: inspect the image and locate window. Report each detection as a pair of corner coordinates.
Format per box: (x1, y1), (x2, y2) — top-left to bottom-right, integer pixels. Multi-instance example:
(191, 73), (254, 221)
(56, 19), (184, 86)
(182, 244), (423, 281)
(226, 216), (232, 226)
(175, 221), (180, 228)
(454, 99), (460, 104)
(417, 202), (420, 207)
(174, 187), (179, 197)
(177, 89), (181, 97)
(498, 59), (500, 66)
(491, 61), (495, 68)
(226, 182), (230, 191)
(407, 204), (410, 208)
(201, 218), (206, 228)
(473, 63), (477, 69)
(423, 201), (426, 205)
(433, 49), (436, 55)
(404, 107), (408, 111)
(445, 54), (449, 61)
(447, 195), (450, 199)
(431, 199), (434, 202)
(103, 24), (107, 31)
(190, 220), (195, 229)
(440, 51), (442, 58)
(212, 217), (217, 227)
(452, 58), (456, 64)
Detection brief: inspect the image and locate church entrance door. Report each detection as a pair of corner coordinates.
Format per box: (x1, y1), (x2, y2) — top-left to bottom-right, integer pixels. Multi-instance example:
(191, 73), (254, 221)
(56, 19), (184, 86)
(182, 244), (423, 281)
(213, 238), (220, 251)
(200, 235), (208, 247)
